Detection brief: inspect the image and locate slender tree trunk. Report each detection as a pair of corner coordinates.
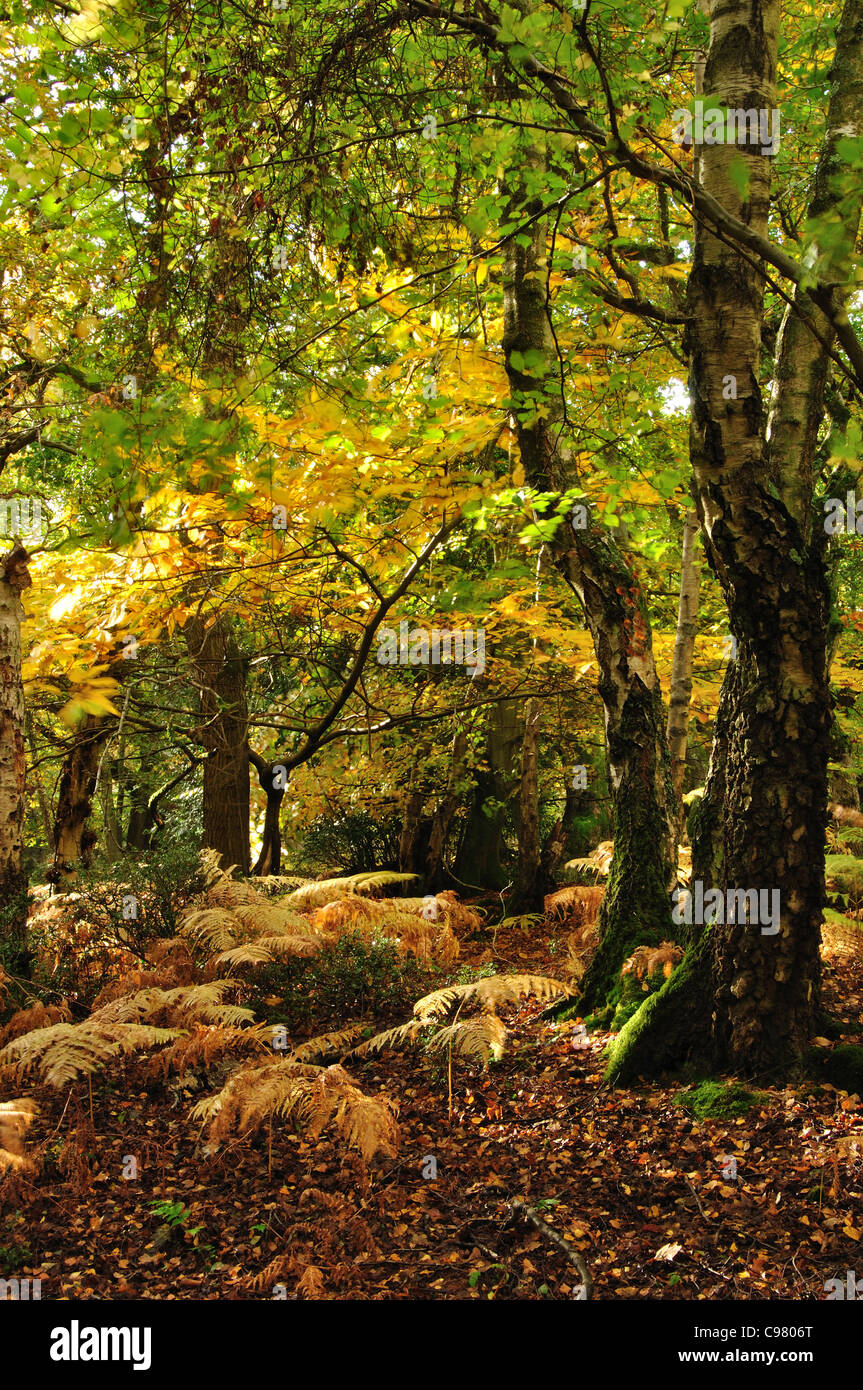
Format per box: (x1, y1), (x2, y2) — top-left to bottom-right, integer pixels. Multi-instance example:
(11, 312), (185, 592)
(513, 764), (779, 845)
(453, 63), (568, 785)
(425, 730), (467, 890)
(186, 616), (250, 875)
(25, 709), (51, 849)
(248, 748), (286, 876)
(0, 544), (31, 962)
(512, 698), (543, 910)
(666, 509), (701, 812)
(500, 165), (676, 1003)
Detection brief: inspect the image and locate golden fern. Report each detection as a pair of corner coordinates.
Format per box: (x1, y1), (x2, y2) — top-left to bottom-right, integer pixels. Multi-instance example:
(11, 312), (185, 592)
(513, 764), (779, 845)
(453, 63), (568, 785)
(205, 875), (265, 908)
(0, 1098), (39, 1174)
(230, 903), (314, 936)
(414, 973), (574, 1022)
(281, 877), (357, 910)
(426, 1015), (508, 1062)
(283, 871), (418, 911)
(91, 981), (255, 1028)
(287, 1026), (366, 1064)
(148, 1022), (274, 1077)
(347, 870), (420, 896)
(209, 935), (325, 973)
(180, 907), (240, 952)
(0, 1021), (180, 1087)
(192, 1058), (399, 1162)
(564, 841), (615, 878)
(343, 1020), (426, 1059)
(0, 1001), (72, 1046)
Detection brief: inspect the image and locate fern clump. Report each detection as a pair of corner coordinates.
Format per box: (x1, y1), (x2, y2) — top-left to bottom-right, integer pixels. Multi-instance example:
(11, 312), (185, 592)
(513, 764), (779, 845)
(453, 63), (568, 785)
(346, 973), (575, 1066)
(192, 1058), (399, 1162)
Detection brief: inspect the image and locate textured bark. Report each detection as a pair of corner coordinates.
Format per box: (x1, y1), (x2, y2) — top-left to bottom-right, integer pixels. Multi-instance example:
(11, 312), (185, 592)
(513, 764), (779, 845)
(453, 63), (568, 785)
(51, 716), (109, 888)
(666, 509), (701, 810)
(186, 616), (250, 875)
(248, 749), (285, 876)
(0, 544), (30, 958)
(453, 696), (522, 889)
(398, 789), (429, 878)
(501, 153), (676, 1000)
(513, 698), (543, 910)
(610, 0), (863, 1081)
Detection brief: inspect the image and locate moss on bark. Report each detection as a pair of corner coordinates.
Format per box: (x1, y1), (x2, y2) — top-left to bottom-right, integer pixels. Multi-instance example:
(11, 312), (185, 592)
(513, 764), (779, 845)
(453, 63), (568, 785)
(604, 932), (714, 1084)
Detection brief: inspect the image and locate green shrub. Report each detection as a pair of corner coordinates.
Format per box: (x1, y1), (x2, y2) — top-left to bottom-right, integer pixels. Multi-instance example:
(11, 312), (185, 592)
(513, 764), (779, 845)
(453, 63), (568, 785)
(298, 810), (401, 874)
(250, 931), (437, 1031)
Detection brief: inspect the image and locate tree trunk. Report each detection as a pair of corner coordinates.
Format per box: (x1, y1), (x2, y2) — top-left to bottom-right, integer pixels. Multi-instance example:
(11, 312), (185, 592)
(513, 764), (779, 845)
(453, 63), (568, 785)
(186, 616), (250, 875)
(608, 0), (863, 1081)
(512, 698), (544, 910)
(51, 716), (109, 888)
(453, 696), (522, 889)
(500, 173), (676, 1003)
(424, 730), (467, 890)
(666, 509), (701, 812)
(0, 543), (31, 963)
(248, 748), (286, 876)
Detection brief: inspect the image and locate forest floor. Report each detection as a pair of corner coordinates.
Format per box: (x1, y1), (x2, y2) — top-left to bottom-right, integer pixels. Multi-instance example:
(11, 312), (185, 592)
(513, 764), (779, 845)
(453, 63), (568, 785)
(3, 916), (863, 1301)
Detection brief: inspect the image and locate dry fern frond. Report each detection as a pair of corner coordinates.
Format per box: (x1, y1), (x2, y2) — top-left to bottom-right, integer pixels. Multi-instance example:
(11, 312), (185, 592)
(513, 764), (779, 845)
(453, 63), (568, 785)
(148, 1023), (273, 1077)
(0, 1021), (179, 1087)
(0, 1001), (72, 1046)
(347, 870), (419, 897)
(92, 965), (195, 1010)
(544, 885), (604, 923)
(282, 872), (419, 911)
(296, 1265), (326, 1299)
(91, 981), (255, 1028)
(206, 876), (264, 908)
(0, 966), (11, 1008)
(311, 895), (383, 930)
(343, 1020), (426, 1059)
(193, 1058), (399, 1162)
(426, 1015), (507, 1063)
(209, 935), (325, 972)
(821, 909), (863, 958)
(305, 1064), (399, 1160)
(282, 877), (358, 910)
(230, 903), (312, 936)
(288, 1026), (366, 1064)
(621, 941), (683, 981)
(414, 973), (574, 1022)
(431, 890), (483, 932)
(180, 907), (240, 952)
(0, 1098), (39, 1173)
(564, 841), (615, 879)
